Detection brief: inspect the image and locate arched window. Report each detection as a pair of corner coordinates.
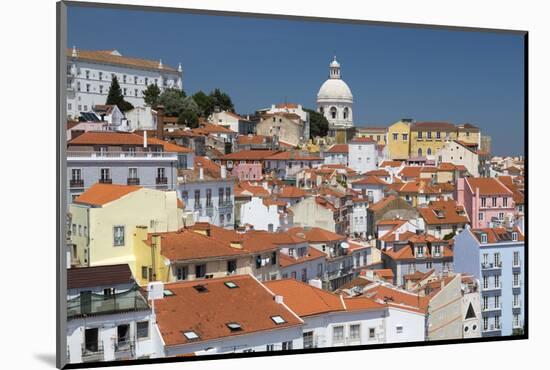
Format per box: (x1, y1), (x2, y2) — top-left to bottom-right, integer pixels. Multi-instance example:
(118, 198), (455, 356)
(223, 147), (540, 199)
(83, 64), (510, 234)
(330, 107), (337, 119)
(427, 148), (432, 155)
(343, 107), (349, 120)
(319, 106), (324, 114)
(418, 148), (422, 157)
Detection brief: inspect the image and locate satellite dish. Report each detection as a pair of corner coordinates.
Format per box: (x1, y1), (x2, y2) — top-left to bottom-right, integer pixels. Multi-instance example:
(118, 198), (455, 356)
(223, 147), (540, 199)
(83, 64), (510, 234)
(341, 242), (350, 249)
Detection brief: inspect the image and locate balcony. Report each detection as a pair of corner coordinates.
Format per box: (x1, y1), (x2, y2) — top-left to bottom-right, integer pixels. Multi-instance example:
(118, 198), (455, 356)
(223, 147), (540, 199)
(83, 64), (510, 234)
(156, 177), (168, 185)
(70, 179), (84, 188)
(67, 286), (149, 319)
(481, 262), (502, 270)
(114, 339), (135, 359)
(81, 343), (104, 362)
(482, 305), (501, 312)
(218, 201), (234, 213)
(67, 151), (178, 161)
(99, 178), (112, 184)
(204, 205), (214, 217)
(127, 178), (140, 185)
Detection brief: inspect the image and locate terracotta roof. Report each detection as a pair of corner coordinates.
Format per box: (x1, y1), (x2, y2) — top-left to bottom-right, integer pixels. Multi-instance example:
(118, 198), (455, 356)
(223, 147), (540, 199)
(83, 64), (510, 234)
(155, 275), (303, 347)
(465, 177), (513, 196)
(70, 131), (192, 152)
(372, 269), (394, 279)
(222, 150), (279, 161)
(497, 176), (524, 204)
(193, 122), (237, 134)
(383, 240), (452, 261)
(350, 137), (376, 144)
(437, 162), (457, 171)
(363, 284), (429, 313)
(68, 49), (179, 72)
(398, 166), (423, 178)
(379, 230), (417, 243)
(315, 196), (337, 211)
(277, 186), (308, 198)
(234, 182), (270, 197)
(411, 122), (456, 131)
(73, 183), (141, 206)
(352, 176), (388, 186)
(397, 180), (441, 195)
(279, 247), (326, 267)
(194, 156), (222, 178)
(418, 200), (470, 225)
(266, 151), (321, 161)
(368, 195), (398, 212)
(67, 264), (134, 289)
(365, 169), (390, 177)
(288, 226), (346, 243)
(325, 144), (349, 153)
(177, 198), (185, 209)
(380, 160), (404, 168)
(237, 135), (269, 145)
(471, 227), (524, 244)
(275, 103), (299, 109)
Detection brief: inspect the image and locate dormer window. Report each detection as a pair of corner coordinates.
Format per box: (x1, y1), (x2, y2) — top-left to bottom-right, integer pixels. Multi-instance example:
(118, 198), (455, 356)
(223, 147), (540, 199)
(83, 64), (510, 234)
(480, 233), (488, 244)
(416, 246), (424, 257)
(183, 331), (199, 340)
(512, 232), (518, 241)
(433, 245), (442, 257)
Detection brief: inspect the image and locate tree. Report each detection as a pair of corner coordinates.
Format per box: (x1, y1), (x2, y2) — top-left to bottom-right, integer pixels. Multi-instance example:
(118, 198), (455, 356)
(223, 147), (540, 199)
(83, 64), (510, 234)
(143, 84), (161, 107)
(106, 76), (134, 112)
(305, 108), (329, 138)
(182, 96), (199, 115)
(158, 88), (186, 116)
(192, 90), (214, 117)
(209, 88), (234, 113)
(177, 110), (199, 128)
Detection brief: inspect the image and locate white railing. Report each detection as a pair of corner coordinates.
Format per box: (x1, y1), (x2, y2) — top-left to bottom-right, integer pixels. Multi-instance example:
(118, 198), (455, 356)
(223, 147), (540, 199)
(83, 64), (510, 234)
(67, 151), (177, 160)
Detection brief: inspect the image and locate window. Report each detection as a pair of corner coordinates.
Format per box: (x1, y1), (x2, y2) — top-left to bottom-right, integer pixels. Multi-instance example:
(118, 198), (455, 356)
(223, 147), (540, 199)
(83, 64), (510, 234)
(291, 271), (297, 279)
(426, 261), (433, 269)
(183, 331), (199, 340)
(483, 317), (489, 331)
(128, 167), (138, 179)
(86, 84), (90, 92)
(271, 316), (286, 325)
(433, 245), (441, 256)
(495, 315), (501, 329)
(301, 268), (307, 282)
(145, 77), (148, 85)
(175, 266), (187, 280)
(113, 226), (125, 246)
(85, 70), (89, 79)
(483, 276), (489, 289)
(513, 294), (520, 307)
(195, 264), (206, 278)
(494, 252), (501, 267)
(317, 263), (323, 277)
(427, 148), (432, 155)
(224, 281), (239, 289)
(513, 272), (520, 287)
(77, 82), (81, 91)
(141, 266), (148, 280)
(225, 187), (231, 203)
(418, 148), (422, 157)
(68, 103), (72, 110)
(194, 190), (200, 208)
(503, 197), (508, 207)
(480, 232), (487, 243)
(271, 251), (277, 266)
(393, 133), (398, 140)
(427, 132), (432, 139)
(123, 88), (127, 95)
(137, 321), (149, 339)
(343, 107), (349, 120)
(402, 133), (408, 141)
(220, 214), (225, 225)
(494, 295), (500, 309)
(206, 189), (212, 207)
(227, 260), (237, 274)
(123, 75), (127, 83)
(349, 324), (360, 340)
(100, 168), (110, 181)
(71, 168), (81, 181)
(494, 275), (501, 288)
(99, 85), (103, 94)
(436, 131), (441, 139)
(98, 71), (103, 80)
(418, 131), (423, 139)
(416, 246), (423, 257)
(134, 76), (138, 84)
(83, 105), (88, 111)
(303, 331), (314, 348)
(332, 326), (344, 342)
(135, 88), (138, 97)
(481, 197), (487, 207)
(218, 188), (224, 205)
(282, 341), (293, 350)
(513, 251), (520, 266)
(492, 197), (497, 207)
(369, 328), (376, 339)
(396, 326), (403, 334)
(498, 212), (504, 220)
(513, 314), (520, 328)
(330, 107), (337, 119)
(483, 296), (489, 310)
(266, 344), (274, 351)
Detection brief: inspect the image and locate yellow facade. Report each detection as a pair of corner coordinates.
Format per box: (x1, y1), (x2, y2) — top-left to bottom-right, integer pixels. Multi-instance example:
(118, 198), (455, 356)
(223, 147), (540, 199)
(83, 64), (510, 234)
(457, 130), (480, 146)
(69, 188), (183, 278)
(409, 129), (458, 158)
(387, 120), (411, 160)
(356, 128), (387, 145)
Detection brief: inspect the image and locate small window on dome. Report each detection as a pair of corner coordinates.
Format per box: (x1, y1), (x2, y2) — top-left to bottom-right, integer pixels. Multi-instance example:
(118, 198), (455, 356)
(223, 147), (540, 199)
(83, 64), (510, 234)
(330, 107), (337, 119)
(343, 107), (349, 120)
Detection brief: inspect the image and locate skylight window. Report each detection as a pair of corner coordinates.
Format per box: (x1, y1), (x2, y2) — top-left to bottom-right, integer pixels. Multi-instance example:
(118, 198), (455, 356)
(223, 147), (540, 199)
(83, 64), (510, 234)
(224, 281), (239, 289)
(163, 289), (174, 297)
(271, 315), (286, 325)
(226, 322), (243, 331)
(193, 284), (208, 293)
(183, 331), (199, 340)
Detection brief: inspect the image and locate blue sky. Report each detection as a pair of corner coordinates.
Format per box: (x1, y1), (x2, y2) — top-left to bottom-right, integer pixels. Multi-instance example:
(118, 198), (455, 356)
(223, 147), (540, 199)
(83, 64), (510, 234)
(67, 5), (525, 155)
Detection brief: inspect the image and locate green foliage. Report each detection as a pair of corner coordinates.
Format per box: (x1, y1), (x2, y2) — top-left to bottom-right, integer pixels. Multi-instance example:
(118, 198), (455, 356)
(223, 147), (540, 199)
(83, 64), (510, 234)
(182, 96), (199, 115)
(192, 90), (214, 117)
(177, 109), (199, 128)
(158, 88), (187, 116)
(143, 84), (161, 107)
(209, 88), (234, 113)
(305, 108), (329, 138)
(105, 76), (134, 112)
(443, 232), (456, 240)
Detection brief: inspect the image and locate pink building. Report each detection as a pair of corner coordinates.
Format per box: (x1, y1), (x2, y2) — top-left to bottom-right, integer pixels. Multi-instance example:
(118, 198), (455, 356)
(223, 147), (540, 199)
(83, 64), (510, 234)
(233, 163), (263, 181)
(456, 177), (515, 228)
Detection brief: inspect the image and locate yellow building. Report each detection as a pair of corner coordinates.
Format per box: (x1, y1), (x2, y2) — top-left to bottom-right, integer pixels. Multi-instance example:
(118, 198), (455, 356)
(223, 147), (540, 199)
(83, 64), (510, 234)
(387, 120), (412, 160)
(457, 123), (481, 146)
(410, 122), (480, 158)
(355, 127), (387, 145)
(69, 183), (183, 277)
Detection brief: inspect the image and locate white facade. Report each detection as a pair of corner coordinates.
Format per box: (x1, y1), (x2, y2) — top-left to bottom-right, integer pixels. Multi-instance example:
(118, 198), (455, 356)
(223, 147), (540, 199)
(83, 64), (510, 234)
(67, 48), (182, 119)
(351, 201), (368, 238)
(323, 152), (349, 166)
(384, 307), (426, 343)
(436, 140), (480, 177)
(240, 197), (291, 232)
(317, 57), (354, 129)
(348, 141), (377, 174)
(125, 106), (157, 131)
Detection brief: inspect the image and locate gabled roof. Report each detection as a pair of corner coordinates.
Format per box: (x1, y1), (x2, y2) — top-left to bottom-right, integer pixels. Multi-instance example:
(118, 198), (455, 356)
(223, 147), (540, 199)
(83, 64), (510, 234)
(73, 183), (141, 206)
(325, 144), (349, 153)
(352, 175), (388, 186)
(67, 264), (134, 289)
(69, 131), (192, 152)
(368, 195), (399, 212)
(365, 169), (390, 177)
(349, 137), (376, 144)
(234, 182), (270, 197)
(465, 177), (513, 196)
(398, 166), (423, 178)
(471, 227), (524, 244)
(68, 49), (178, 72)
(277, 186), (308, 198)
(288, 226), (346, 243)
(278, 247), (326, 268)
(418, 200), (470, 225)
(380, 160), (404, 168)
(155, 275), (303, 347)
(363, 284), (429, 313)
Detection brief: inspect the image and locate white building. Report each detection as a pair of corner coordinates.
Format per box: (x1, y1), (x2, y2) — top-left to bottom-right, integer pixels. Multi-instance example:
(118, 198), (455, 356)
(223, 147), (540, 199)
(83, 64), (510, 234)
(348, 137), (377, 174)
(317, 57), (354, 131)
(323, 144), (349, 166)
(125, 106), (158, 131)
(66, 47), (182, 119)
(351, 198), (368, 239)
(240, 196), (293, 232)
(436, 140), (480, 177)
(263, 103), (311, 140)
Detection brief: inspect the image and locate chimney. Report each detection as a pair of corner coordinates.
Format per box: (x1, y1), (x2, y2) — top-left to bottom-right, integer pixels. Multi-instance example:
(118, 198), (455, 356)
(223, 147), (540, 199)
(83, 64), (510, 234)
(274, 295), (284, 304)
(143, 130), (148, 149)
(221, 165), (227, 179)
(155, 105), (165, 140)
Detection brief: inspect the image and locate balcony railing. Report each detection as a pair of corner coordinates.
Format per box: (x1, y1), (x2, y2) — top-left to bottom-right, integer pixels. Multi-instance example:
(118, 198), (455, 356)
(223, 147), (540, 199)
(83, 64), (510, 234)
(81, 342), (104, 362)
(114, 338), (135, 356)
(127, 178), (140, 185)
(156, 177), (168, 185)
(70, 179), (84, 188)
(99, 178), (112, 184)
(67, 151), (177, 160)
(481, 262), (502, 270)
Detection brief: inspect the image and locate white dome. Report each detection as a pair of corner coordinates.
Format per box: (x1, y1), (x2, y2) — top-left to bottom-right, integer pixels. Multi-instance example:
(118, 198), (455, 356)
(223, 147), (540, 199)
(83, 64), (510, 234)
(317, 78), (353, 102)
(330, 59), (340, 68)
